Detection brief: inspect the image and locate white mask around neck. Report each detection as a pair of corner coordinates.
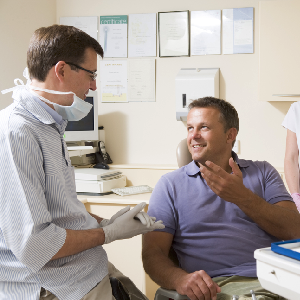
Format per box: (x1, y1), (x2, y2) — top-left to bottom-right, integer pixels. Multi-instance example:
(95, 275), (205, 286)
(1, 67), (93, 121)
(29, 86), (93, 121)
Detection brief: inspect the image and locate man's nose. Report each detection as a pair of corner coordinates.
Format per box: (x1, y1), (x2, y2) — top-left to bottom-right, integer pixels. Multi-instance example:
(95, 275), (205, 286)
(191, 130), (201, 139)
(90, 79), (97, 91)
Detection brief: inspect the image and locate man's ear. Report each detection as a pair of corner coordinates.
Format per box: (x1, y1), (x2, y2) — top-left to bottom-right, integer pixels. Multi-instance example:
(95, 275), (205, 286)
(54, 61), (67, 83)
(226, 128), (238, 144)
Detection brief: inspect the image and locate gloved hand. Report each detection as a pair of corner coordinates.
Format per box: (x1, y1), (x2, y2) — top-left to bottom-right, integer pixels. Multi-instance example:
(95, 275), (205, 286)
(134, 212), (156, 227)
(102, 202), (165, 244)
(99, 206), (131, 227)
(291, 193), (300, 212)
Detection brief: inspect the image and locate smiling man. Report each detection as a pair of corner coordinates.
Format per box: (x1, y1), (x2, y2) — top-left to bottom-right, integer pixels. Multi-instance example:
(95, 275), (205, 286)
(142, 97), (300, 300)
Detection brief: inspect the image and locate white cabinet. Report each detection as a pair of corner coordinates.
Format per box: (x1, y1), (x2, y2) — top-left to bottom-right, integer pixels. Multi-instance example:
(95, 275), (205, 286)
(259, 0), (300, 101)
(80, 194), (159, 300)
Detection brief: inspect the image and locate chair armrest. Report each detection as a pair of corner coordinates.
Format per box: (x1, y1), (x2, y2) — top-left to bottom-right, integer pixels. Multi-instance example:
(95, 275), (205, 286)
(154, 287), (190, 300)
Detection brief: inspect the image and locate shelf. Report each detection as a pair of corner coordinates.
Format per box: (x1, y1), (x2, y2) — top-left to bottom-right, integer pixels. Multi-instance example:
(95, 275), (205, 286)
(68, 147), (98, 157)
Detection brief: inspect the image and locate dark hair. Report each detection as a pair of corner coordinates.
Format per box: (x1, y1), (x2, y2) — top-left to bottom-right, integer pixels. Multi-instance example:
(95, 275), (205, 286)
(188, 96), (239, 133)
(27, 24), (103, 82)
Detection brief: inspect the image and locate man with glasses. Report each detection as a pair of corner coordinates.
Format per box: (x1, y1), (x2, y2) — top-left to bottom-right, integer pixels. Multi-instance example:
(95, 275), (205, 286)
(0, 25), (163, 300)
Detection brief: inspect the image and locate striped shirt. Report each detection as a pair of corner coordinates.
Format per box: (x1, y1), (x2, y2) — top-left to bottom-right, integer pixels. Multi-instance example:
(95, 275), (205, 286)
(0, 87), (108, 300)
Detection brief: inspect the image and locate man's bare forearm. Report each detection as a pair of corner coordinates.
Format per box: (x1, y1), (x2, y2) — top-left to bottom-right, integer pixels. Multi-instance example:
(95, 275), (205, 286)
(142, 246), (187, 290)
(237, 189), (300, 240)
(51, 228), (105, 260)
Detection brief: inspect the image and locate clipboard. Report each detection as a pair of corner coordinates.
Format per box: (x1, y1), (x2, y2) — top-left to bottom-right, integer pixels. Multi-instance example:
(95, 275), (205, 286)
(271, 239), (300, 261)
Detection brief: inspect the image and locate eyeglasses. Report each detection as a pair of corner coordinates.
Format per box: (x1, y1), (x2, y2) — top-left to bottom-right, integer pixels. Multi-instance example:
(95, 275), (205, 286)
(65, 62), (97, 81)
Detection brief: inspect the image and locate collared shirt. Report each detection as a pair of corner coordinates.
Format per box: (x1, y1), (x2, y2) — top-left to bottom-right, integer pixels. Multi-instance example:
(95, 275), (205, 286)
(147, 153), (292, 278)
(0, 87), (108, 300)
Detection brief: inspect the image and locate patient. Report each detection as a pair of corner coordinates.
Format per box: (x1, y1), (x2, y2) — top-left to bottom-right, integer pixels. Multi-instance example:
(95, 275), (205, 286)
(142, 97), (300, 300)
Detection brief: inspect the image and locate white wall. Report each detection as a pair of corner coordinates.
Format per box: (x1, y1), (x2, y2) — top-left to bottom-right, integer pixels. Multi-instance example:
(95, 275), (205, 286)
(1, 0), (290, 168)
(0, 0), (56, 108)
(57, 0), (290, 167)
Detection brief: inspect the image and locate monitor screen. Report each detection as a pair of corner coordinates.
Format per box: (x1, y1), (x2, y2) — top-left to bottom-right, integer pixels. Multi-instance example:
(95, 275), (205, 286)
(64, 91), (98, 142)
(65, 97), (94, 132)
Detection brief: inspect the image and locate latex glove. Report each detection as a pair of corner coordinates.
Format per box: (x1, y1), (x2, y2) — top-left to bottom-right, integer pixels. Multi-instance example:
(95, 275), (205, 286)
(134, 212), (156, 227)
(291, 193), (300, 212)
(102, 202), (165, 244)
(99, 206), (131, 227)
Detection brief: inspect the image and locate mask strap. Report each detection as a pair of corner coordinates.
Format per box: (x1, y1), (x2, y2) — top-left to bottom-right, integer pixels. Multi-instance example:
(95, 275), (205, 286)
(1, 78), (27, 94)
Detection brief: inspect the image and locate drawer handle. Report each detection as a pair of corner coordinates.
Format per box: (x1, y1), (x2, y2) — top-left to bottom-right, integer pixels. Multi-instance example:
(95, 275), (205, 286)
(270, 270), (276, 275)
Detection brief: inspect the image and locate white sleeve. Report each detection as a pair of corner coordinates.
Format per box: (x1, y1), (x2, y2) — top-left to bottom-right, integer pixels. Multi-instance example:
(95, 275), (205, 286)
(282, 102), (297, 133)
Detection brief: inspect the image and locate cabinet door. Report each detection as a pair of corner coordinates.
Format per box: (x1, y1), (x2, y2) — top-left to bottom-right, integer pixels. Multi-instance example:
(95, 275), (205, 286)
(85, 203), (146, 293)
(259, 0), (300, 101)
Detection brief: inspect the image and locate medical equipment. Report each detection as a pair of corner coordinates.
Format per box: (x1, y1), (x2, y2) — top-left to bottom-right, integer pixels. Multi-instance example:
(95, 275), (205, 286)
(175, 68), (219, 121)
(250, 290), (257, 300)
(254, 247), (300, 300)
(74, 168), (126, 194)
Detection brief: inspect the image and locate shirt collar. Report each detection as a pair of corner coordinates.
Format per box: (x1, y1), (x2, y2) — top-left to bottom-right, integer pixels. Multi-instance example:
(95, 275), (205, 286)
(31, 95), (63, 125)
(185, 151), (250, 176)
(13, 87), (65, 128)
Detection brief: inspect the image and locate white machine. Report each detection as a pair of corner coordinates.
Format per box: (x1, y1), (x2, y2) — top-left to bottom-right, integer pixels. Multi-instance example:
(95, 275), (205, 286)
(74, 168), (126, 194)
(255, 247), (300, 299)
(175, 68), (219, 121)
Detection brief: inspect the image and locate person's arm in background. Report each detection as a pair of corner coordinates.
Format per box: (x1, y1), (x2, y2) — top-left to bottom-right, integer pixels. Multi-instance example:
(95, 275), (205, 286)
(142, 231), (220, 300)
(284, 129), (299, 193)
(284, 129), (300, 211)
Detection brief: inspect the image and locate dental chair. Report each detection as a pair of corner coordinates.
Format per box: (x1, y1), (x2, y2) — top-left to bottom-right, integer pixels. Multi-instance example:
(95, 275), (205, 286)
(154, 139), (192, 300)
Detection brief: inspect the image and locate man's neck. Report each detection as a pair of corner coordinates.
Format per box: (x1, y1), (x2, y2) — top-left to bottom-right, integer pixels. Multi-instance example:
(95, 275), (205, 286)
(197, 154), (233, 174)
(30, 79), (73, 108)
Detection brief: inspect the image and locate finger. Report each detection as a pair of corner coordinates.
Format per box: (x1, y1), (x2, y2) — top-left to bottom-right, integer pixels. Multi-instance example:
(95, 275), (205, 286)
(127, 202), (146, 217)
(205, 161), (229, 178)
(115, 205), (130, 218)
(135, 212), (151, 227)
(152, 221), (165, 230)
(215, 282), (221, 293)
(201, 273), (218, 300)
(229, 157), (242, 177)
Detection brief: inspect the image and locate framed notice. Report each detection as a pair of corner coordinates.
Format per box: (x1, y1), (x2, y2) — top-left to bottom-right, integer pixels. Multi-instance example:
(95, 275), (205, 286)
(158, 11), (190, 57)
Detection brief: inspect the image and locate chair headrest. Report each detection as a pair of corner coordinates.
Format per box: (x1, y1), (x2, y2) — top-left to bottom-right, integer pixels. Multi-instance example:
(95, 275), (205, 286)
(176, 138), (192, 168)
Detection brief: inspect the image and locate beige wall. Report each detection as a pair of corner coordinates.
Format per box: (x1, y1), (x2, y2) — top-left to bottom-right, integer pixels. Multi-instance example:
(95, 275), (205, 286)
(0, 0), (56, 108)
(1, 0), (290, 168)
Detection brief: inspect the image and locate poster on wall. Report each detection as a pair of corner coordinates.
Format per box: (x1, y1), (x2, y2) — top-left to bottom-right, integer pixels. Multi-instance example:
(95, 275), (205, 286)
(128, 59), (156, 102)
(100, 60), (128, 103)
(191, 10), (221, 55)
(223, 7), (254, 54)
(60, 16), (98, 40)
(128, 13), (156, 57)
(158, 11), (190, 57)
(99, 15), (128, 58)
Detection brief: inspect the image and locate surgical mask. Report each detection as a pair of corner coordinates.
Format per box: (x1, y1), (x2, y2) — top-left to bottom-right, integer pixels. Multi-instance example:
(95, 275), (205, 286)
(1, 68), (93, 121)
(29, 86), (93, 121)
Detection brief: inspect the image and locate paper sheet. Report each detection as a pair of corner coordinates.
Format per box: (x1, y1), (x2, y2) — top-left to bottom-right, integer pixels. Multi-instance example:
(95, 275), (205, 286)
(223, 7), (254, 54)
(128, 59), (156, 102)
(128, 13), (156, 57)
(100, 60), (128, 102)
(60, 17), (98, 40)
(100, 16), (128, 58)
(191, 10), (221, 55)
(158, 11), (189, 57)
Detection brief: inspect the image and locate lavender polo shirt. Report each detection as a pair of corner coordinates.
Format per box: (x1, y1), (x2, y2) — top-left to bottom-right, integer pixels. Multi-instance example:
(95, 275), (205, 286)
(147, 153), (292, 278)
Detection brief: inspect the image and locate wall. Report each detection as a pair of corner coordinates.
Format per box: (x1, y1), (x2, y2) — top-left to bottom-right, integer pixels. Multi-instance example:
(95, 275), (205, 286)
(1, 0), (289, 168)
(0, 0), (56, 108)
(56, 0), (290, 168)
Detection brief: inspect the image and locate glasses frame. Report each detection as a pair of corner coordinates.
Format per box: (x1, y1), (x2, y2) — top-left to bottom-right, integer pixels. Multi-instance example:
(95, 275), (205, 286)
(65, 62), (97, 81)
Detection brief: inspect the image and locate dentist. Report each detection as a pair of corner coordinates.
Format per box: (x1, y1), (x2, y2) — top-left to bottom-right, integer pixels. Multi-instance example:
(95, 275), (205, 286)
(0, 24), (163, 300)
